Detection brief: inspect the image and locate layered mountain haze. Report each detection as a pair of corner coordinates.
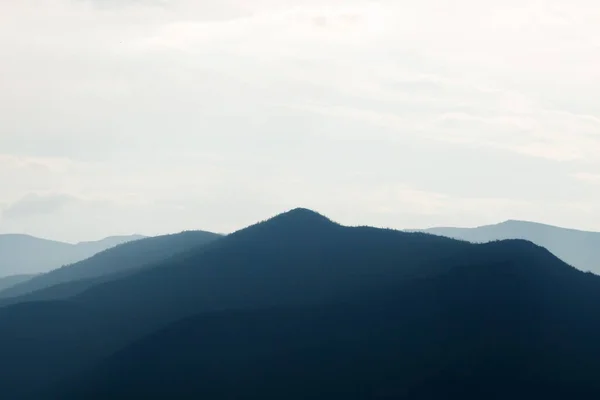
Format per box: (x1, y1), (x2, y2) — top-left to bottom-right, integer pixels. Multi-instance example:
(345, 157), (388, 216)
(0, 230), (222, 302)
(418, 220), (600, 274)
(0, 234), (145, 278)
(0, 274), (36, 292)
(0, 209), (599, 399)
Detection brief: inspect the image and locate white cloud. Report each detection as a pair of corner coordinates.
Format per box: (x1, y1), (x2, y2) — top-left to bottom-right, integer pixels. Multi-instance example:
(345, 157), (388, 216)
(2, 193), (80, 220)
(0, 0), (599, 239)
(573, 173), (600, 184)
(0, 154), (73, 172)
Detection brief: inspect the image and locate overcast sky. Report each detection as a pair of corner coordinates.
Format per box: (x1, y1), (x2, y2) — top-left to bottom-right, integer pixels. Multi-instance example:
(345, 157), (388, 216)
(1, 0), (599, 242)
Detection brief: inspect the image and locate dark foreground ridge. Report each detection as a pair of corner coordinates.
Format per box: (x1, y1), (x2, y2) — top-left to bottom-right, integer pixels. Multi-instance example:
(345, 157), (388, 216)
(0, 208), (599, 399)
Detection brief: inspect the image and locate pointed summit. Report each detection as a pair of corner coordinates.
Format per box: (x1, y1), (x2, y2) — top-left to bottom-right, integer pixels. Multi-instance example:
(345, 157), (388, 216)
(259, 207), (336, 231)
(229, 208), (338, 240)
(275, 208), (334, 224)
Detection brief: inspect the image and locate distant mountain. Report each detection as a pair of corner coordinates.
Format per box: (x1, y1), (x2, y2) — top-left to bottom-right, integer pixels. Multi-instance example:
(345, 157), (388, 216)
(3, 209), (600, 398)
(0, 209), (475, 398)
(58, 208), (474, 344)
(0, 234), (145, 277)
(0, 274), (36, 292)
(46, 211), (600, 399)
(0, 208), (591, 399)
(417, 220), (600, 274)
(72, 235), (148, 256)
(0, 230), (222, 301)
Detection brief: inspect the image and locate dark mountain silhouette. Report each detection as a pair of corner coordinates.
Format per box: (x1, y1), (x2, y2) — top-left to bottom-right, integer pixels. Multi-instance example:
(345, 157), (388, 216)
(418, 220), (600, 274)
(0, 209), (473, 398)
(57, 240), (600, 399)
(53, 208), (474, 345)
(0, 274), (130, 307)
(0, 234), (145, 277)
(1, 209), (600, 399)
(0, 230), (222, 301)
(0, 274), (36, 292)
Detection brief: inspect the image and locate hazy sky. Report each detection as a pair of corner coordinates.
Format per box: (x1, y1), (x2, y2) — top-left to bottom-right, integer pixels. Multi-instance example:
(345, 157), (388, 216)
(1, 0), (599, 242)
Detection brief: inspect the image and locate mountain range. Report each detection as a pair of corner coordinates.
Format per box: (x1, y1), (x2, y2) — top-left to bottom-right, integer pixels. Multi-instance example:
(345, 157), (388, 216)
(0, 234), (146, 279)
(0, 230), (221, 301)
(1, 209), (600, 399)
(417, 220), (600, 274)
(0, 274), (36, 292)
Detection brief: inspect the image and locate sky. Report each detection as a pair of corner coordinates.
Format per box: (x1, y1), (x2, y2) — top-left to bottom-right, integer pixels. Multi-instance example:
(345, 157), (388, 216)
(1, 0), (600, 242)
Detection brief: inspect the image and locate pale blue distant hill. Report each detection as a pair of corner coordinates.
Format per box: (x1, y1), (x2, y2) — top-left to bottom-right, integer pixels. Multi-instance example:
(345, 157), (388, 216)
(0, 274), (37, 292)
(416, 220), (600, 274)
(0, 234), (145, 277)
(0, 230), (220, 301)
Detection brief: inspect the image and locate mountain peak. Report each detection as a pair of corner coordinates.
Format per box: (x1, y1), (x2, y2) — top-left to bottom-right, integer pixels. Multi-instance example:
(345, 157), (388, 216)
(230, 208), (337, 239)
(497, 219), (590, 233)
(268, 208), (335, 226)
(499, 219), (536, 226)
(281, 207), (330, 219)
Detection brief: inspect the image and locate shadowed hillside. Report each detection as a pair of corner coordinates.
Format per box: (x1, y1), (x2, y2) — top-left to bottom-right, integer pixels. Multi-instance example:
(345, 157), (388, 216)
(0, 209), (598, 399)
(59, 249), (600, 399)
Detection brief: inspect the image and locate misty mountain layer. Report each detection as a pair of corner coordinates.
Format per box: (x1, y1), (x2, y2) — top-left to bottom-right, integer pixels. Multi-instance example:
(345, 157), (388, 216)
(0, 231), (221, 301)
(0, 234), (145, 277)
(0, 274), (36, 292)
(419, 220), (600, 274)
